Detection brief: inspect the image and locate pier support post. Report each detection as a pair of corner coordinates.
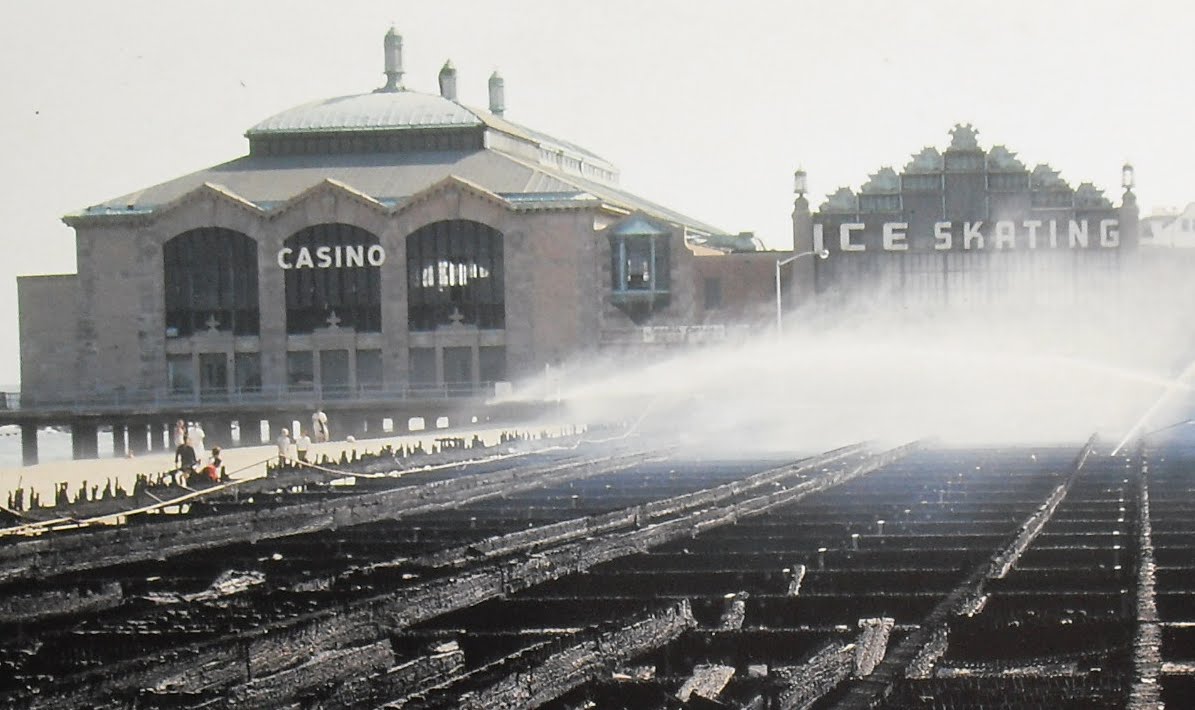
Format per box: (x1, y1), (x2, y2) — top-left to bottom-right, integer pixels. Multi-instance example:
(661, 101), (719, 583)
(20, 424), (38, 466)
(351, 414), (370, 439)
(128, 421), (150, 455)
(366, 416), (385, 439)
(71, 421), (99, 460)
(148, 422), (168, 452)
(268, 419), (289, 443)
(241, 415), (265, 445)
(111, 423), (127, 458)
(206, 419), (232, 450)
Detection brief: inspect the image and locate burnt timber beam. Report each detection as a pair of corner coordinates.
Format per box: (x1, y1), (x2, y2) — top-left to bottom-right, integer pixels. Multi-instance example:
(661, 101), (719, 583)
(0, 448), (670, 584)
(1130, 445), (1162, 709)
(830, 435), (1098, 709)
(15, 444), (915, 709)
(0, 580), (121, 624)
(293, 443), (872, 593)
(676, 663), (736, 703)
(736, 618), (894, 710)
(410, 600), (697, 710)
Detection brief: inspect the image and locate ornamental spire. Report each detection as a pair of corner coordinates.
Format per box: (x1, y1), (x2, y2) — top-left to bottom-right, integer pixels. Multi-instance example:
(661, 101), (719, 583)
(381, 26), (404, 92)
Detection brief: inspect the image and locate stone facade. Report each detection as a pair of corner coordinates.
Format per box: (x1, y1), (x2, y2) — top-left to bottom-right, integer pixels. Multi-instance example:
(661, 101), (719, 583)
(15, 30), (773, 408)
(17, 274), (80, 402)
(24, 178), (749, 404)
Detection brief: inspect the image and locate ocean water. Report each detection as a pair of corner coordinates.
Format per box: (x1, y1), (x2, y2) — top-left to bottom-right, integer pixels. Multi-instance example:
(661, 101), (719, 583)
(0, 425), (113, 469)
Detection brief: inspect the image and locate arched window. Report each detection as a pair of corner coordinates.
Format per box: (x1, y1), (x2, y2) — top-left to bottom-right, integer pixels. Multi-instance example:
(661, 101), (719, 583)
(163, 228), (259, 337)
(283, 224), (383, 334)
(406, 220), (504, 331)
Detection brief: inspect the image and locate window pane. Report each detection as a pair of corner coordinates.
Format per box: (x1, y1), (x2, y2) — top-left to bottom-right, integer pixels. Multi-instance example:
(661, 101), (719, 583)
(167, 355), (194, 395)
(409, 348), (436, 386)
(443, 347), (473, 384)
(479, 346), (506, 382)
(653, 234), (670, 290)
(624, 239), (652, 290)
(320, 349), (350, 397)
(287, 351), (314, 390)
(357, 349), (383, 388)
(235, 353), (261, 392)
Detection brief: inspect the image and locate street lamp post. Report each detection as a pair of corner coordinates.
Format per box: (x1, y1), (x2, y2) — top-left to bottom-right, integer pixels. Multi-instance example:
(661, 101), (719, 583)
(775, 248), (829, 337)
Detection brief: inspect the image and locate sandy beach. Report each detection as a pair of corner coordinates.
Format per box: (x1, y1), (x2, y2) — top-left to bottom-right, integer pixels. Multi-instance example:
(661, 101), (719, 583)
(0, 422), (572, 510)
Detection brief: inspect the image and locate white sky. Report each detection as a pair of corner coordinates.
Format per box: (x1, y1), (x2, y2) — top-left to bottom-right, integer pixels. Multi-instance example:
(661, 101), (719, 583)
(0, 0), (1191, 387)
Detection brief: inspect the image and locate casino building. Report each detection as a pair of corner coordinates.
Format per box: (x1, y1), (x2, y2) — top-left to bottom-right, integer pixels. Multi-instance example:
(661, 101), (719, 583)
(789, 124), (1140, 309)
(14, 28), (765, 460)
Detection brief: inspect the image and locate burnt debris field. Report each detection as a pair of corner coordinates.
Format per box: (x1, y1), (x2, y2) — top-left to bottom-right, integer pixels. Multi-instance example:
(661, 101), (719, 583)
(1, 435), (1192, 709)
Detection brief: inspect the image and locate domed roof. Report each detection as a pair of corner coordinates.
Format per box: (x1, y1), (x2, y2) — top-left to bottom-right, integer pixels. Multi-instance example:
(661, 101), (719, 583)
(246, 90), (483, 135)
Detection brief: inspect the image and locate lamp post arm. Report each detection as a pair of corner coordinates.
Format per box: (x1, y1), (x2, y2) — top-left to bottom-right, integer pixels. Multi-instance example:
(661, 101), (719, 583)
(775, 249), (829, 338)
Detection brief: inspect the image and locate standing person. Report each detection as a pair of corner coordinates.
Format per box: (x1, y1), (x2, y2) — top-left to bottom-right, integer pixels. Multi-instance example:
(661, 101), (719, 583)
(276, 428), (292, 465)
(295, 430), (312, 463)
(312, 409), (330, 442)
(174, 436), (199, 476)
(172, 419), (187, 449)
(189, 422), (206, 455)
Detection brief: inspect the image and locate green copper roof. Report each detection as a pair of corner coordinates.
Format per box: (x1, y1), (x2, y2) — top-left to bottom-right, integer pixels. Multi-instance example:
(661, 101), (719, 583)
(247, 91), (483, 135)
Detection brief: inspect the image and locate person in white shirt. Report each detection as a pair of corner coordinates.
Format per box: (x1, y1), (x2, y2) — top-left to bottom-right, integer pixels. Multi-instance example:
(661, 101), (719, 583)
(189, 422), (206, 454)
(296, 432), (312, 462)
(312, 409), (329, 442)
(276, 428), (291, 465)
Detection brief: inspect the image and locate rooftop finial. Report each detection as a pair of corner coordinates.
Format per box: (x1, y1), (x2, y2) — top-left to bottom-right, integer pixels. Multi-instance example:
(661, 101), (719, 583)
(439, 60), (458, 101)
(382, 26), (404, 92)
(488, 70), (505, 117)
(948, 123), (979, 151)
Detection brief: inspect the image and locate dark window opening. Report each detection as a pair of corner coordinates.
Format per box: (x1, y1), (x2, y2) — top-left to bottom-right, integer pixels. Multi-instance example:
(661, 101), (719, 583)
(407, 220), (505, 331)
(283, 223), (382, 334)
(443, 347), (473, 392)
(704, 278), (722, 310)
(409, 348), (437, 387)
(167, 355), (194, 395)
(199, 353), (228, 400)
(859, 194), (901, 212)
(320, 349), (350, 398)
(235, 353), (261, 393)
(287, 351), (314, 391)
(164, 228), (259, 337)
(610, 234), (670, 294)
(989, 173), (1029, 191)
(479, 346), (507, 383)
(357, 349), (383, 390)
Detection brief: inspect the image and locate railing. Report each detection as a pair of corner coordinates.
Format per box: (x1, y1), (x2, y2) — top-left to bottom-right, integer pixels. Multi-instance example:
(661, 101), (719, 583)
(0, 382), (500, 415)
